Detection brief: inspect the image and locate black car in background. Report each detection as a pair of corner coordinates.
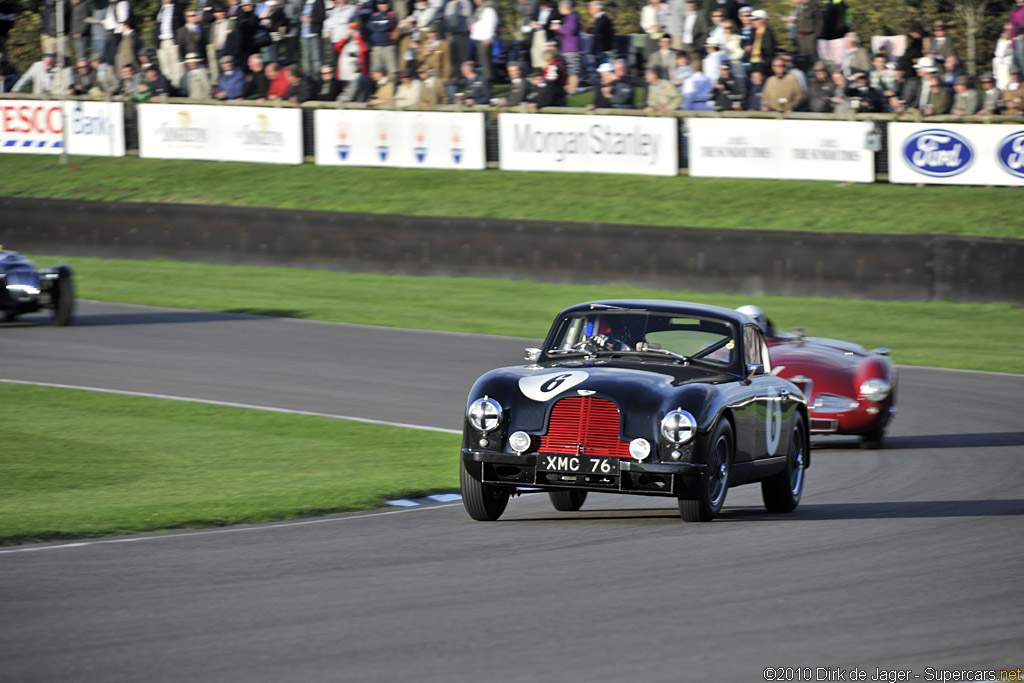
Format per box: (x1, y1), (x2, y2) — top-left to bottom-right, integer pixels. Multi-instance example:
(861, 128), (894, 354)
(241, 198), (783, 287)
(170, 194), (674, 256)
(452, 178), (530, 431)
(0, 249), (75, 325)
(460, 300), (810, 522)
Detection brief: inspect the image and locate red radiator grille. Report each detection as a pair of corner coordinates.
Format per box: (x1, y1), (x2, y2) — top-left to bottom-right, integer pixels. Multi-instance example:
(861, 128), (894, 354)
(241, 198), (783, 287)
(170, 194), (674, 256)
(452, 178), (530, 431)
(537, 397), (631, 458)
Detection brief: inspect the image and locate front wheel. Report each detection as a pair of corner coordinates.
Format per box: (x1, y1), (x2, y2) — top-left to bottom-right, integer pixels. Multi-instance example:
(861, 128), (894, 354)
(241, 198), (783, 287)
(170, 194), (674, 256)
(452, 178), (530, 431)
(460, 458), (511, 521)
(679, 419), (733, 522)
(548, 489), (587, 512)
(51, 272), (75, 326)
(859, 422), (886, 450)
(762, 412), (807, 513)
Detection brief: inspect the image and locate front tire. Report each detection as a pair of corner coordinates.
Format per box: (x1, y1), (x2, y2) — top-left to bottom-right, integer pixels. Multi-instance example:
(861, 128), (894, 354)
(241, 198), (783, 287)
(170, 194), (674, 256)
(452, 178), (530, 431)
(762, 412), (807, 513)
(51, 272), (75, 326)
(859, 422), (885, 450)
(679, 419), (733, 522)
(548, 489), (587, 512)
(460, 458), (511, 521)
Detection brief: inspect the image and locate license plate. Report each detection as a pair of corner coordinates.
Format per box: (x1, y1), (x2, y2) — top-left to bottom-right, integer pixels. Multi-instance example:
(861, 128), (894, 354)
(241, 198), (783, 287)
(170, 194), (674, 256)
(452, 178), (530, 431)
(536, 454), (620, 476)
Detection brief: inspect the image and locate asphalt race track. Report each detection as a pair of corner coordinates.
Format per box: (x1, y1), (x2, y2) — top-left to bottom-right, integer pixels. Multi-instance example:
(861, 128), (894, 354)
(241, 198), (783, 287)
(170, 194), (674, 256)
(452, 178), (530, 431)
(2, 302), (1023, 682)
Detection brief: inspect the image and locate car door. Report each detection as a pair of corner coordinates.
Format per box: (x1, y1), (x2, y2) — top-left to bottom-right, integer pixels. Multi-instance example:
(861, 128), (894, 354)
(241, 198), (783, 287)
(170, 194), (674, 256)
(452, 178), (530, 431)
(745, 324), (787, 464)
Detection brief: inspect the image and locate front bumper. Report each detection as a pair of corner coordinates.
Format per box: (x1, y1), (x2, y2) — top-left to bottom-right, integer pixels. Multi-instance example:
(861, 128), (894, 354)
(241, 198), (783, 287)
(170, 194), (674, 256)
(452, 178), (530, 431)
(809, 404), (896, 435)
(462, 449), (705, 498)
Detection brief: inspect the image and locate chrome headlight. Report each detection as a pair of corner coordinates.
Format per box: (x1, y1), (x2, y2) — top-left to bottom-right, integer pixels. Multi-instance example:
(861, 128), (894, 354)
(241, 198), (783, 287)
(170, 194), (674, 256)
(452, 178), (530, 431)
(661, 408), (696, 444)
(467, 396), (503, 433)
(859, 378), (891, 403)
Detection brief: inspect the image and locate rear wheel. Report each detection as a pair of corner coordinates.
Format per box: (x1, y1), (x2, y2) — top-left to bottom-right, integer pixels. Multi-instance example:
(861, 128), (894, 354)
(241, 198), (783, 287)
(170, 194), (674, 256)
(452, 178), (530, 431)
(548, 489), (588, 512)
(679, 419), (733, 522)
(51, 272), (75, 326)
(3, 311), (17, 322)
(762, 413), (807, 513)
(460, 458), (511, 521)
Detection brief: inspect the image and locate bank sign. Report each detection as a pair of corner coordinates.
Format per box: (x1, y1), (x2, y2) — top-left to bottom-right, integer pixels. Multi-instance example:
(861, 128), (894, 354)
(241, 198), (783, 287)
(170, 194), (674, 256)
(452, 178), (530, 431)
(888, 122), (1024, 186)
(687, 118), (873, 183)
(0, 100), (125, 156)
(498, 113), (678, 176)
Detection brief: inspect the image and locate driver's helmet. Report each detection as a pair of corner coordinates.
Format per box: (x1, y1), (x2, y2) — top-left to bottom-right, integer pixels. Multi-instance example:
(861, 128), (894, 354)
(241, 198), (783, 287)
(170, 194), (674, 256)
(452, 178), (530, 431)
(736, 305), (769, 336)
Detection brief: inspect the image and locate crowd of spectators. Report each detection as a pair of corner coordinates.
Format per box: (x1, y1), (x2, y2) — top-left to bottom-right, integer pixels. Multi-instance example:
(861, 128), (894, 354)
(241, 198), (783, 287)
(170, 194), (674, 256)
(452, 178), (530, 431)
(1, 0), (1023, 117)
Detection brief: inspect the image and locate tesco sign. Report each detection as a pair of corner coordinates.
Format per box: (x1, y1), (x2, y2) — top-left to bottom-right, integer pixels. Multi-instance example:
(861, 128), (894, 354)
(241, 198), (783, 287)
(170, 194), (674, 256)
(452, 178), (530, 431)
(0, 100), (124, 156)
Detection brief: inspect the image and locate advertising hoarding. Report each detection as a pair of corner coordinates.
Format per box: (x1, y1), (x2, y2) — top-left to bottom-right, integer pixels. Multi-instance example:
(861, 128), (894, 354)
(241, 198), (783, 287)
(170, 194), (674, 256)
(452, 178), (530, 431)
(0, 100), (124, 156)
(888, 122), (1024, 186)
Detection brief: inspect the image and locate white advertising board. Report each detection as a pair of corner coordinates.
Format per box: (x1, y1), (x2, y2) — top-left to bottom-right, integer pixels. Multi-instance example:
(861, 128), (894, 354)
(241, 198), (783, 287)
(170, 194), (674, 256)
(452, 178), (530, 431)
(498, 113), (678, 176)
(888, 122), (1024, 186)
(687, 118), (874, 183)
(314, 110), (485, 170)
(138, 104), (302, 164)
(0, 100), (125, 156)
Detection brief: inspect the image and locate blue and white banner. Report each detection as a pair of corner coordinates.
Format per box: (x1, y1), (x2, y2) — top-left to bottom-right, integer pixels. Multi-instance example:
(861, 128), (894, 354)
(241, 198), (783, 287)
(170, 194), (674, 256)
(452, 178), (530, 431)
(0, 100), (124, 156)
(687, 118), (874, 183)
(139, 104), (302, 164)
(314, 110), (485, 170)
(498, 113), (678, 176)
(888, 122), (1024, 186)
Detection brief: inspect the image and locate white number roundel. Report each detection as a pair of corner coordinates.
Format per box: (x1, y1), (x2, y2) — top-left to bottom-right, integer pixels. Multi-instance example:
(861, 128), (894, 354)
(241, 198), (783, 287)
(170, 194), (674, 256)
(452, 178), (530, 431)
(519, 371), (590, 402)
(766, 389), (782, 456)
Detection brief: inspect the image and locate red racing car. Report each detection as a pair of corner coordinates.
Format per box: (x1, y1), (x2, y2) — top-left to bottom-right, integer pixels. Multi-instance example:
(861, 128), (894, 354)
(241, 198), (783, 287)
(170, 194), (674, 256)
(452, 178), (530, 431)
(737, 306), (896, 449)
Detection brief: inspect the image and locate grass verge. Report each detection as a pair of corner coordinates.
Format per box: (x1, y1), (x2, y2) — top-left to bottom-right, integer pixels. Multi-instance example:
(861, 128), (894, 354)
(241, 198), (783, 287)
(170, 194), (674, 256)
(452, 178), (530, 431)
(32, 254), (1024, 374)
(0, 384), (460, 546)
(3, 155), (1023, 238)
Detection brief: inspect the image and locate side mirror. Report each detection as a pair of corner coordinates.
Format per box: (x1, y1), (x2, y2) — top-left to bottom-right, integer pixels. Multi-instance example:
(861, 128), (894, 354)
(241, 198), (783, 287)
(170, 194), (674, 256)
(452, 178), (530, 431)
(871, 347), (891, 357)
(745, 363), (763, 383)
(524, 347), (541, 362)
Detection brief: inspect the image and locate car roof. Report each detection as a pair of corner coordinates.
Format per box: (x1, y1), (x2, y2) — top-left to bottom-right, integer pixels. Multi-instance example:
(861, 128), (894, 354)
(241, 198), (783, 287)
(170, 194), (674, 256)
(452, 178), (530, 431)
(557, 300), (753, 328)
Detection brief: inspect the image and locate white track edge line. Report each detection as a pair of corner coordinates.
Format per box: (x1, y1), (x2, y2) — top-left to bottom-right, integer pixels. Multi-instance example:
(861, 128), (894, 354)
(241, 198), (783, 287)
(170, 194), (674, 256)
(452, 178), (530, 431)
(0, 379), (461, 435)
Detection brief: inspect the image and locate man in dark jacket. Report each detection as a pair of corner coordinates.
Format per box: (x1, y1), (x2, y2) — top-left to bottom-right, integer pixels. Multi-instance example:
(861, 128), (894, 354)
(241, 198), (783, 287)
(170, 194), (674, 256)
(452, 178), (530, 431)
(586, 1), (614, 59)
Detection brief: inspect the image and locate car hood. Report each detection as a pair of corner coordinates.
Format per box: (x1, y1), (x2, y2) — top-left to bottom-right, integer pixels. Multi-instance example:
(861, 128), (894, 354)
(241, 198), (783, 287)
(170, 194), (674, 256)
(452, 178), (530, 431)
(467, 360), (737, 434)
(769, 338), (866, 376)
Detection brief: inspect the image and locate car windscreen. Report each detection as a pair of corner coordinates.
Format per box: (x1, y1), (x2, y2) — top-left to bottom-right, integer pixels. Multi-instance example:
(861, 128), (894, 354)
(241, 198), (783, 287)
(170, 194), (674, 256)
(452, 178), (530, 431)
(548, 311), (738, 365)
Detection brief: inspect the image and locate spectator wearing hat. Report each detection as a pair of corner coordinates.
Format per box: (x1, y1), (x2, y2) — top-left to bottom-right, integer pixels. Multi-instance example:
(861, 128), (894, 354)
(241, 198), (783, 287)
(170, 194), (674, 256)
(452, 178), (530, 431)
(977, 72), (1001, 115)
(950, 74), (978, 116)
(592, 60), (615, 107)
(761, 55), (803, 112)
(181, 51), (213, 98)
(419, 64), (448, 105)
(154, 0), (186, 88)
(678, 0), (707, 59)
(747, 9), (775, 75)
(334, 20), (368, 85)
(711, 59), (744, 110)
(806, 59), (835, 112)
(927, 20), (955, 61)
(391, 67), (421, 105)
(216, 53), (246, 97)
(299, 0), (326, 78)
(1001, 65), (1023, 115)
(643, 64), (680, 112)
(848, 69), (882, 112)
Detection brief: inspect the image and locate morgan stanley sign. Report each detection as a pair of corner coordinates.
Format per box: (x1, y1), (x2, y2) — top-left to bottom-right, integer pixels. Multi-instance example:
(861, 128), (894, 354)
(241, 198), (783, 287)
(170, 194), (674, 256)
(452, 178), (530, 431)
(498, 113), (678, 176)
(888, 122), (1024, 186)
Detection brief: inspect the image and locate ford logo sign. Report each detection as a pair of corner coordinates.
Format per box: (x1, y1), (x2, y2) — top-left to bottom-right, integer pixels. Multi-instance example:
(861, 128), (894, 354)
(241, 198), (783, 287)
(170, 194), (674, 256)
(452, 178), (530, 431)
(901, 128), (975, 177)
(996, 131), (1024, 179)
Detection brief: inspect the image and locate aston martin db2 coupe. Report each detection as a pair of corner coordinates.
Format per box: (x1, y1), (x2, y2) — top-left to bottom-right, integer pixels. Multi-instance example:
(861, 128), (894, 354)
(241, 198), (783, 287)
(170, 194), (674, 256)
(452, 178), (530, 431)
(460, 300), (810, 522)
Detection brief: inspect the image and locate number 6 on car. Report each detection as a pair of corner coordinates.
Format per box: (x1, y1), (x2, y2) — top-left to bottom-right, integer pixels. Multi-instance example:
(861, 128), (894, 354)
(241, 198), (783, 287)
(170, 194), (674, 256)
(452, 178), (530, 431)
(460, 300), (810, 522)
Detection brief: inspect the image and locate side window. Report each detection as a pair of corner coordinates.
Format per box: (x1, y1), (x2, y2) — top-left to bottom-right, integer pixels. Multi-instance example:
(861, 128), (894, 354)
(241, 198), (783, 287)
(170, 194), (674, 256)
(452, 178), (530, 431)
(743, 325), (764, 370)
